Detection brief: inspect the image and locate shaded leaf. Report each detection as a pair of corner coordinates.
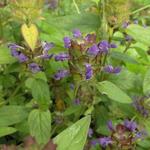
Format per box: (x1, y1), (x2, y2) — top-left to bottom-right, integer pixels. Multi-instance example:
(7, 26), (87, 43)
(96, 81), (132, 103)
(0, 127), (17, 137)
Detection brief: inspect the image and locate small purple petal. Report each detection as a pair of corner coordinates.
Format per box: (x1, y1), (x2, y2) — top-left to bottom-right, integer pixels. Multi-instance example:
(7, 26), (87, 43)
(11, 49), (20, 57)
(42, 41), (54, 51)
(110, 43), (117, 48)
(73, 29), (82, 38)
(103, 65), (114, 73)
(91, 139), (99, 146)
(17, 53), (28, 63)
(85, 64), (93, 80)
(113, 67), (121, 74)
(107, 121), (114, 131)
(55, 53), (70, 61)
(8, 43), (23, 50)
(99, 137), (112, 147)
(104, 65), (121, 74)
(28, 63), (41, 73)
(85, 34), (96, 43)
(54, 70), (69, 80)
(64, 37), (71, 48)
(124, 119), (137, 132)
(98, 40), (110, 54)
(87, 44), (99, 56)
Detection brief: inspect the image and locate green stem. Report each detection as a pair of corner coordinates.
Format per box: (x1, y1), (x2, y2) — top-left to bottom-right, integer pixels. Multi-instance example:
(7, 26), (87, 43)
(131, 4), (150, 15)
(73, 0), (81, 14)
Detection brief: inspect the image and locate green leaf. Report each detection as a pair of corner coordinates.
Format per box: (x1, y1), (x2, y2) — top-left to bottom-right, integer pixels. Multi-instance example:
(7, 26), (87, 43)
(110, 51), (138, 64)
(53, 116), (91, 150)
(126, 24), (150, 46)
(143, 69), (150, 95)
(0, 106), (28, 126)
(26, 78), (50, 109)
(0, 127), (17, 137)
(96, 81), (132, 103)
(28, 109), (51, 145)
(0, 46), (15, 64)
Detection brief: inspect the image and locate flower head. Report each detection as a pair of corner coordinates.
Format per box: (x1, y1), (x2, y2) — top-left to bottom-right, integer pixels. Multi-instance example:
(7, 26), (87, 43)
(88, 128), (93, 138)
(107, 120), (114, 131)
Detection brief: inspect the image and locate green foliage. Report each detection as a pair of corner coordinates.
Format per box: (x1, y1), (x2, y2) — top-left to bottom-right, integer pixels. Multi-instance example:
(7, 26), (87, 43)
(143, 69), (150, 95)
(53, 116), (91, 150)
(96, 81), (132, 103)
(0, 127), (17, 138)
(28, 109), (51, 145)
(25, 78), (51, 110)
(0, 106), (28, 127)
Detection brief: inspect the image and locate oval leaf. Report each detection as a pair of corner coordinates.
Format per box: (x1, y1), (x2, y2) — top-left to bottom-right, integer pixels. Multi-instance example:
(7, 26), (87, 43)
(21, 23), (38, 51)
(0, 127), (17, 138)
(0, 106), (28, 127)
(126, 24), (150, 46)
(53, 116), (91, 150)
(28, 109), (51, 145)
(96, 81), (132, 103)
(143, 69), (150, 95)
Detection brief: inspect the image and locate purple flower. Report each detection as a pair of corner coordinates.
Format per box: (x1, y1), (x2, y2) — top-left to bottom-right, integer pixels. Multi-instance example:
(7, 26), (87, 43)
(42, 41), (54, 51)
(55, 53), (70, 61)
(91, 139), (99, 146)
(28, 63), (41, 73)
(110, 43), (117, 48)
(64, 37), (71, 48)
(88, 128), (93, 138)
(124, 119), (137, 132)
(122, 21), (130, 28)
(73, 98), (80, 105)
(87, 44), (99, 56)
(73, 29), (82, 38)
(17, 53), (28, 63)
(99, 137), (112, 147)
(70, 83), (75, 90)
(104, 65), (121, 74)
(85, 64), (93, 80)
(8, 43), (23, 50)
(107, 121), (114, 131)
(98, 40), (110, 54)
(11, 49), (20, 57)
(54, 70), (69, 80)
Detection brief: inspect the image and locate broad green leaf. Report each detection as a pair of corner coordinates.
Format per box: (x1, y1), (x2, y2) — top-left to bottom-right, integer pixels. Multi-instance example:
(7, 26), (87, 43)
(0, 46), (15, 64)
(110, 51), (138, 64)
(126, 24), (150, 46)
(53, 116), (91, 150)
(64, 106), (82, 116)
(21, 23), (38, 51)
(28, 109), (51, 145)
(96, 81), (132, 103)
(0, 106), (28, 126)
(25, 78), (50, 109)
(0, 127), (17, 137)
(143, 69), (150, 95)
